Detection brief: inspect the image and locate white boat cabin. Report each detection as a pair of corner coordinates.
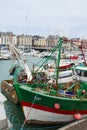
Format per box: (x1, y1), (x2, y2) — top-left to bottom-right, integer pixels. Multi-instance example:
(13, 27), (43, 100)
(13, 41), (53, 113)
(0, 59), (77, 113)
(72, 66), (87, 82)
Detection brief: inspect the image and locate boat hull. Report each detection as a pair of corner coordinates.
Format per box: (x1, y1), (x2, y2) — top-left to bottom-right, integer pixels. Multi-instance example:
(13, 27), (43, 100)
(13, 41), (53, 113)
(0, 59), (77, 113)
(14, 84), (87, 124)
(1, 80), (19, 104)
(22, 105), (75, 124)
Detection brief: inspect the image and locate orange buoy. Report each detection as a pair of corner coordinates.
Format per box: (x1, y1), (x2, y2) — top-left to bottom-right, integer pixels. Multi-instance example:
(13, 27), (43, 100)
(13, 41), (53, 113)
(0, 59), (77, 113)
(82, 90), (86, 94)
(73, 113), (82, 120)
(54, 103), (60, 109)
(53, 84), (58, 89)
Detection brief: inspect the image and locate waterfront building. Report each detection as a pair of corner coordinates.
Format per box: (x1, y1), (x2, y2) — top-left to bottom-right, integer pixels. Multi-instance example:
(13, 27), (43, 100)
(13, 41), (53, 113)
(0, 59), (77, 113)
(17, 34), (32, 46)
(12, 35), (17, 45)
(32, 35), (47, 47)
(0, 32), (17, 45)
(46, 35), (59, 47)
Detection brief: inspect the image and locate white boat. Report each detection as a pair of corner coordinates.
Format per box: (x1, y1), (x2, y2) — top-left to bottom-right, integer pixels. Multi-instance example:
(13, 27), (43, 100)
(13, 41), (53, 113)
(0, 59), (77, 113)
(58, 70), (73, 83)
(2, 38), (87, 125)
(72, 65), (87, 82)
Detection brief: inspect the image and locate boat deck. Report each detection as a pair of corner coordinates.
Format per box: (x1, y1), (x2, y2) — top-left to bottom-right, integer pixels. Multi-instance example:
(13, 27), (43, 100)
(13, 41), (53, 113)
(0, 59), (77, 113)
(58, 118), (87, 130)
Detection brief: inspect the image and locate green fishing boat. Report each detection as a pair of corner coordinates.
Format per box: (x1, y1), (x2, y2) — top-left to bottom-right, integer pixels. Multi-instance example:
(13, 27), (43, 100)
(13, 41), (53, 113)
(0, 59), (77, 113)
(1, 38), (87, 124)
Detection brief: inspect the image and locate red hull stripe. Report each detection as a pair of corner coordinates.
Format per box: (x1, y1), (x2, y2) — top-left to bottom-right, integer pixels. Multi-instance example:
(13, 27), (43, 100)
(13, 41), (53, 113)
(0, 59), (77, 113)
(21, 101), (87, 115)
(60, 64), (71, 69)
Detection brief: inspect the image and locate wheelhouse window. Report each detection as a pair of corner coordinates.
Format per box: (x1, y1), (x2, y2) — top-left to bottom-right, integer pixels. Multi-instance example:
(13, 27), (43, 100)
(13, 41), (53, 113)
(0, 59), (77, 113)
(77, 70), (81, 76)
(84, 71), (87, 77)
(72, 68), (87, 77)
(81, 71), (84, 76)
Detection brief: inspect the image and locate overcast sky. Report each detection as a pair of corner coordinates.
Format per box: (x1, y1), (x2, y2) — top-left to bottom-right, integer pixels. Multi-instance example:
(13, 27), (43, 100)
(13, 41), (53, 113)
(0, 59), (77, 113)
(0, 0), (87, 38)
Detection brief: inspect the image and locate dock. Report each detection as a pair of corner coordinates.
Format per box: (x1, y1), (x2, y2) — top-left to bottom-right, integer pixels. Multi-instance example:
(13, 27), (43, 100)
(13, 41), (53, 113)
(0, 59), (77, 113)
(2, 119), (13, 130)
(0, 92), (13, 130)
(58, 118), (87, 130)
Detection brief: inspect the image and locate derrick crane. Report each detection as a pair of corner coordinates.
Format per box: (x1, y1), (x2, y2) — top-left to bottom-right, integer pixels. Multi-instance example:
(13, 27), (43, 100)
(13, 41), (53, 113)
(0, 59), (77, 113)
(79, 41), (87, 65)
(9, 44), (33, 81)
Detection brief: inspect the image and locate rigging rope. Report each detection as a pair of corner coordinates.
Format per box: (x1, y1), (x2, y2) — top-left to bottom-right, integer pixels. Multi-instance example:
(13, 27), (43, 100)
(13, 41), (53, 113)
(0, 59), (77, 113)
(80, 43), (87, 65)
(34, 43), (60, 72)
(20, 94), (38, 130)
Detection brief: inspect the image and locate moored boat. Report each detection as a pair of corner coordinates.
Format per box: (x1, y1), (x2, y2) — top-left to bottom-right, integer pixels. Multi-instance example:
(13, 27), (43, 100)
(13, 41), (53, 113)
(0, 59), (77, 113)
(1, 80), (19, 104)
(1, 37), (87, 125)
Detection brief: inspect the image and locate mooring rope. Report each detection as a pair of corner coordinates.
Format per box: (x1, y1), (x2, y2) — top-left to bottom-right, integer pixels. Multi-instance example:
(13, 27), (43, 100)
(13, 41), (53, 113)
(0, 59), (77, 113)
(20, 94), (38, 130)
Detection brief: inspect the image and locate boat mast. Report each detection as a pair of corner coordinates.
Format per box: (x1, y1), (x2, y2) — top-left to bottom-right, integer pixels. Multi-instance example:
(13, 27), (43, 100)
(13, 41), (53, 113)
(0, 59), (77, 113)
(56, 37), (63, 85)
(80, 42), (87, 66)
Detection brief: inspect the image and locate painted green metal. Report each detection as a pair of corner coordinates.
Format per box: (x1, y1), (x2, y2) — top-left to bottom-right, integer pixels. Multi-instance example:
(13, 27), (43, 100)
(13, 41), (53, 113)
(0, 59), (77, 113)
(56, 37), (63, 85)
(14, 82), (87, 111)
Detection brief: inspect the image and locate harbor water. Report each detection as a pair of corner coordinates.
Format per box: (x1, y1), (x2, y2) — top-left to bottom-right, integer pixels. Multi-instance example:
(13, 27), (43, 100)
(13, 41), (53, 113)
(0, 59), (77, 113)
(0, 56), (68, 130)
